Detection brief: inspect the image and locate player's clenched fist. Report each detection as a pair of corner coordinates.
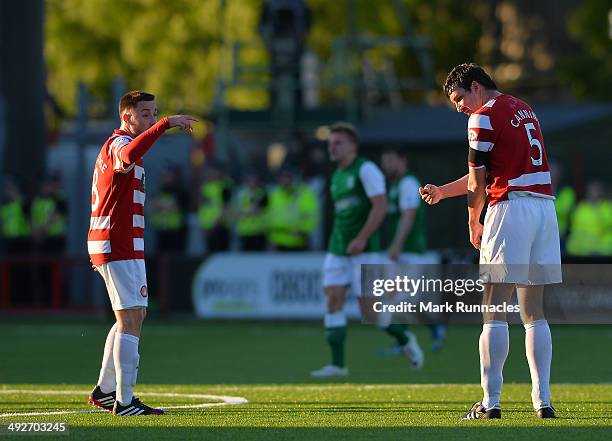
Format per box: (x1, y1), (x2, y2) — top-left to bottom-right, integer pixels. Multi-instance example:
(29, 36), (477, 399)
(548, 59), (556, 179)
(419, 184), (442, 205)
(167, 115), (199, 133)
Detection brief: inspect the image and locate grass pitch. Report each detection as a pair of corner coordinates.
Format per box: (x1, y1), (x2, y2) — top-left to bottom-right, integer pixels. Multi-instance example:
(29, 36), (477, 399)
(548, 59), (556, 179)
(1, 321), (611, 440)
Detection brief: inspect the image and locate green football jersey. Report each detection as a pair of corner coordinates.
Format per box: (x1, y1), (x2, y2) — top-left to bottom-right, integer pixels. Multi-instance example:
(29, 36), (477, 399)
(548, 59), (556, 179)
(386, 173), (427, 254)
(328, 157), (383, 256)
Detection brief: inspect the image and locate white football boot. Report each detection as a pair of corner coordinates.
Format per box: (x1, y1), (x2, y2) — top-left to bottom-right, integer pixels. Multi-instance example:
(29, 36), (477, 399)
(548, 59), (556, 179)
(403, 331), (424, 369)
(310, 365), (349, 378)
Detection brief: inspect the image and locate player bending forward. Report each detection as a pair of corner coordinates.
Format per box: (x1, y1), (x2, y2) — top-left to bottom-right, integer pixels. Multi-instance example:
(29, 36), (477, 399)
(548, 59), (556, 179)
(311, 122), (423, 378)
(87, 91), (196, 416)
(420, 63), (561, 419)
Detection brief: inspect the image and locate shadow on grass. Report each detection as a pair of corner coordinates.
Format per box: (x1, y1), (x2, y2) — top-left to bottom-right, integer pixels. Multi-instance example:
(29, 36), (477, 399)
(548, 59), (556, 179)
(67, 426), (612, 441)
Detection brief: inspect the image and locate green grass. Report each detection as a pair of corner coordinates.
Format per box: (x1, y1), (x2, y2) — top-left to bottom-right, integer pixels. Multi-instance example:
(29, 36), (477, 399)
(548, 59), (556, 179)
(1, 321), (612, 440)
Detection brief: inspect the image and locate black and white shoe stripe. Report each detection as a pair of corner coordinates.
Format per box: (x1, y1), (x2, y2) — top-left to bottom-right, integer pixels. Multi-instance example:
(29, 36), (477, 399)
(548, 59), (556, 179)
(461, 401), (502, 420)
(535, 404), (556, 418)
(88, 386), (116, 411)
(116, 406), (146, 416)
(98, 397), (115, 406)
(112, 397), (164, 416)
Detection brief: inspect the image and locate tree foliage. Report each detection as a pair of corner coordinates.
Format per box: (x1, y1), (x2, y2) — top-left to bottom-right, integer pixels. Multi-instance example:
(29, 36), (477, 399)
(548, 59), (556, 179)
(46, 0), (264, 116)
(560, 0), (612, 99)
(46, 0), (612, 115)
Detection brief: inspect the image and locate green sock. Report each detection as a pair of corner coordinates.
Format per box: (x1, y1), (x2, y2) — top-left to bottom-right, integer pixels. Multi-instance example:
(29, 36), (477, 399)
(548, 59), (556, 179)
(385, 324), (409, 346)
(325, 326), (347, 367)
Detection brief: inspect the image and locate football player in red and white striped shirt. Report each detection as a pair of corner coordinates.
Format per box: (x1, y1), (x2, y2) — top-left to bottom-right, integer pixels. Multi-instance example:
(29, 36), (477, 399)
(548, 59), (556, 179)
(87, 91), (197, 416)
(419, 64), (560, 420)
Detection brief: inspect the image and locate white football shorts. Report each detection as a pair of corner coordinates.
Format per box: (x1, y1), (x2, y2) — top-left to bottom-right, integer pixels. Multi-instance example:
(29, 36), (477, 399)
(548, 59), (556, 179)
(480, 197), (562, 285)
(322, 252), (383, 296)
(97, 259), (148, 310)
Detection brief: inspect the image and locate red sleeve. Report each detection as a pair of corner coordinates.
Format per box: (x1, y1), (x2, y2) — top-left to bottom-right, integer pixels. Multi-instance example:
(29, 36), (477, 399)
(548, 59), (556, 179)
(117, 117), (170, 164)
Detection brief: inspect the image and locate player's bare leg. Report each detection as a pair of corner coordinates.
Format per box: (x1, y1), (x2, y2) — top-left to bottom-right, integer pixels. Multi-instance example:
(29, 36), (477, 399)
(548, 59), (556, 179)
(478, 283), (514, 412)
(311, 286), (349, 377)
(115, 307), (146, 337)
(517, 285), (554, 417)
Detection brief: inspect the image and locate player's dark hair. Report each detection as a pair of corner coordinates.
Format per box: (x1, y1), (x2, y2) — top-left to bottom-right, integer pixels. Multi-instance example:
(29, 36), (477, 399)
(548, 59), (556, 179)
(443, 63), (497, 97)
(119, 91), (156, 115)
(329, 121), (358, 144)
(381, 145), (407, 158)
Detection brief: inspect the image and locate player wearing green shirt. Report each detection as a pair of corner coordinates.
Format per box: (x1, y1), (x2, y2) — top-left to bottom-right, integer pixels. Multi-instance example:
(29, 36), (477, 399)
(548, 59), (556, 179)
(381, 147), (446, 352)
(382, 149), (427, 260)
(310, 123), (422, 378)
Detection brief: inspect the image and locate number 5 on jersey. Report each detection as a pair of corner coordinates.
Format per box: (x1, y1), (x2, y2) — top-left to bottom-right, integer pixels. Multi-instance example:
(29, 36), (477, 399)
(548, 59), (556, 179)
(524, 122), (542, 167)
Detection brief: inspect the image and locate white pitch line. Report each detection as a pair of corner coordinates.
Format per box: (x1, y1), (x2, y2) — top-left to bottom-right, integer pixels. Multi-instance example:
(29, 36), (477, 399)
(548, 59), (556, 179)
(0, 389), (248, 418)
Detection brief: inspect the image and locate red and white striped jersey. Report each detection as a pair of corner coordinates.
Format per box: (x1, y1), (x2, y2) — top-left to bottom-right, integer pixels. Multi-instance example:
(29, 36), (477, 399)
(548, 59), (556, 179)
(467, 94), (554, 206)
(88, 118), (169, 264)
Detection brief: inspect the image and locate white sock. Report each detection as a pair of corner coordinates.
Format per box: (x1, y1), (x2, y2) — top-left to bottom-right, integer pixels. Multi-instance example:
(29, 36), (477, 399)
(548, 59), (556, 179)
(524, 320), (552, 409)
(324, 311), (347, 328)
(97, 323), (118, 394)
(113, 332), (140, 406)
(480, 321), (509, 409)
(133, 353), (140, 387)
(376, 310), (393, 329)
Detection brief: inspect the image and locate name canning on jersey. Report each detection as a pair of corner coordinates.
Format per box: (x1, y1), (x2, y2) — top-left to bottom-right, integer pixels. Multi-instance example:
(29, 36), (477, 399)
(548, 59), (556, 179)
(468, 102), (540, 152)
(510, 108), (539, 128)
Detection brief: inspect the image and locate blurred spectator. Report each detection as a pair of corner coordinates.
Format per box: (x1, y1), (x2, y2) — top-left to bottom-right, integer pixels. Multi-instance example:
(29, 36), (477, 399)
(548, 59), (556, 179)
(197, 162), (234, 252)
(236, 170), (269, 251)
(567, 181), (612, 256)
(267, 167), (318, 251)
(550, 163), (575, 253)
(150, 164), (188, 253)
(259, 0), (311, 109)
(30, 172), (67, 306)
(0, 178), (31, 254)
(31, 172), (67, 255)
(1, 178), (34, 305)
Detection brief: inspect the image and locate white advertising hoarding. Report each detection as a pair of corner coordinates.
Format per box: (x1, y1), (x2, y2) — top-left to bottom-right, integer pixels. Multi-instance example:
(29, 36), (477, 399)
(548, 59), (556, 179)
(192, 252), (361, 319)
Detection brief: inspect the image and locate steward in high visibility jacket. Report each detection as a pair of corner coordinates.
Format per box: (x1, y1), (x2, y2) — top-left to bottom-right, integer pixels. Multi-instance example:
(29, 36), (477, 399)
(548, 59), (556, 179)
(197, 165), (233, 252)
(1, 179), (31, 255)
(1, 180), (33, 305)
(554, 186), (575, 241)
(267, 169), (318, 251)
(236, 172), (268, 251)
(150, 167), (188, 253)
(1, 196), (30, 253)
(567, 183), (612, 256)
(31, 175), (67, 254)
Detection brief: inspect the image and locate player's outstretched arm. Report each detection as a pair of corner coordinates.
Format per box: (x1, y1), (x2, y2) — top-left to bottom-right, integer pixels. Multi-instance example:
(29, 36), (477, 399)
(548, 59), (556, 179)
(117, 115), (198, 166)
(419, 174), (469, 205)
(167, 115), (199, 133)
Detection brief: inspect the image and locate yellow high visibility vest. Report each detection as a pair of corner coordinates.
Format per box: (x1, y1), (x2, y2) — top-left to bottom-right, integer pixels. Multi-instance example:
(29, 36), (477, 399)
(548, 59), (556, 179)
(31, 196), (66, 236)
(1, 200), (30, 238)
(554, 187), (575, 237)
(198, 179), (232, 229)
(267, 185), (318, 248)
(567, 201), (611, 256)
(236, 187), (267, 236)
(151, 192), (183, 231)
